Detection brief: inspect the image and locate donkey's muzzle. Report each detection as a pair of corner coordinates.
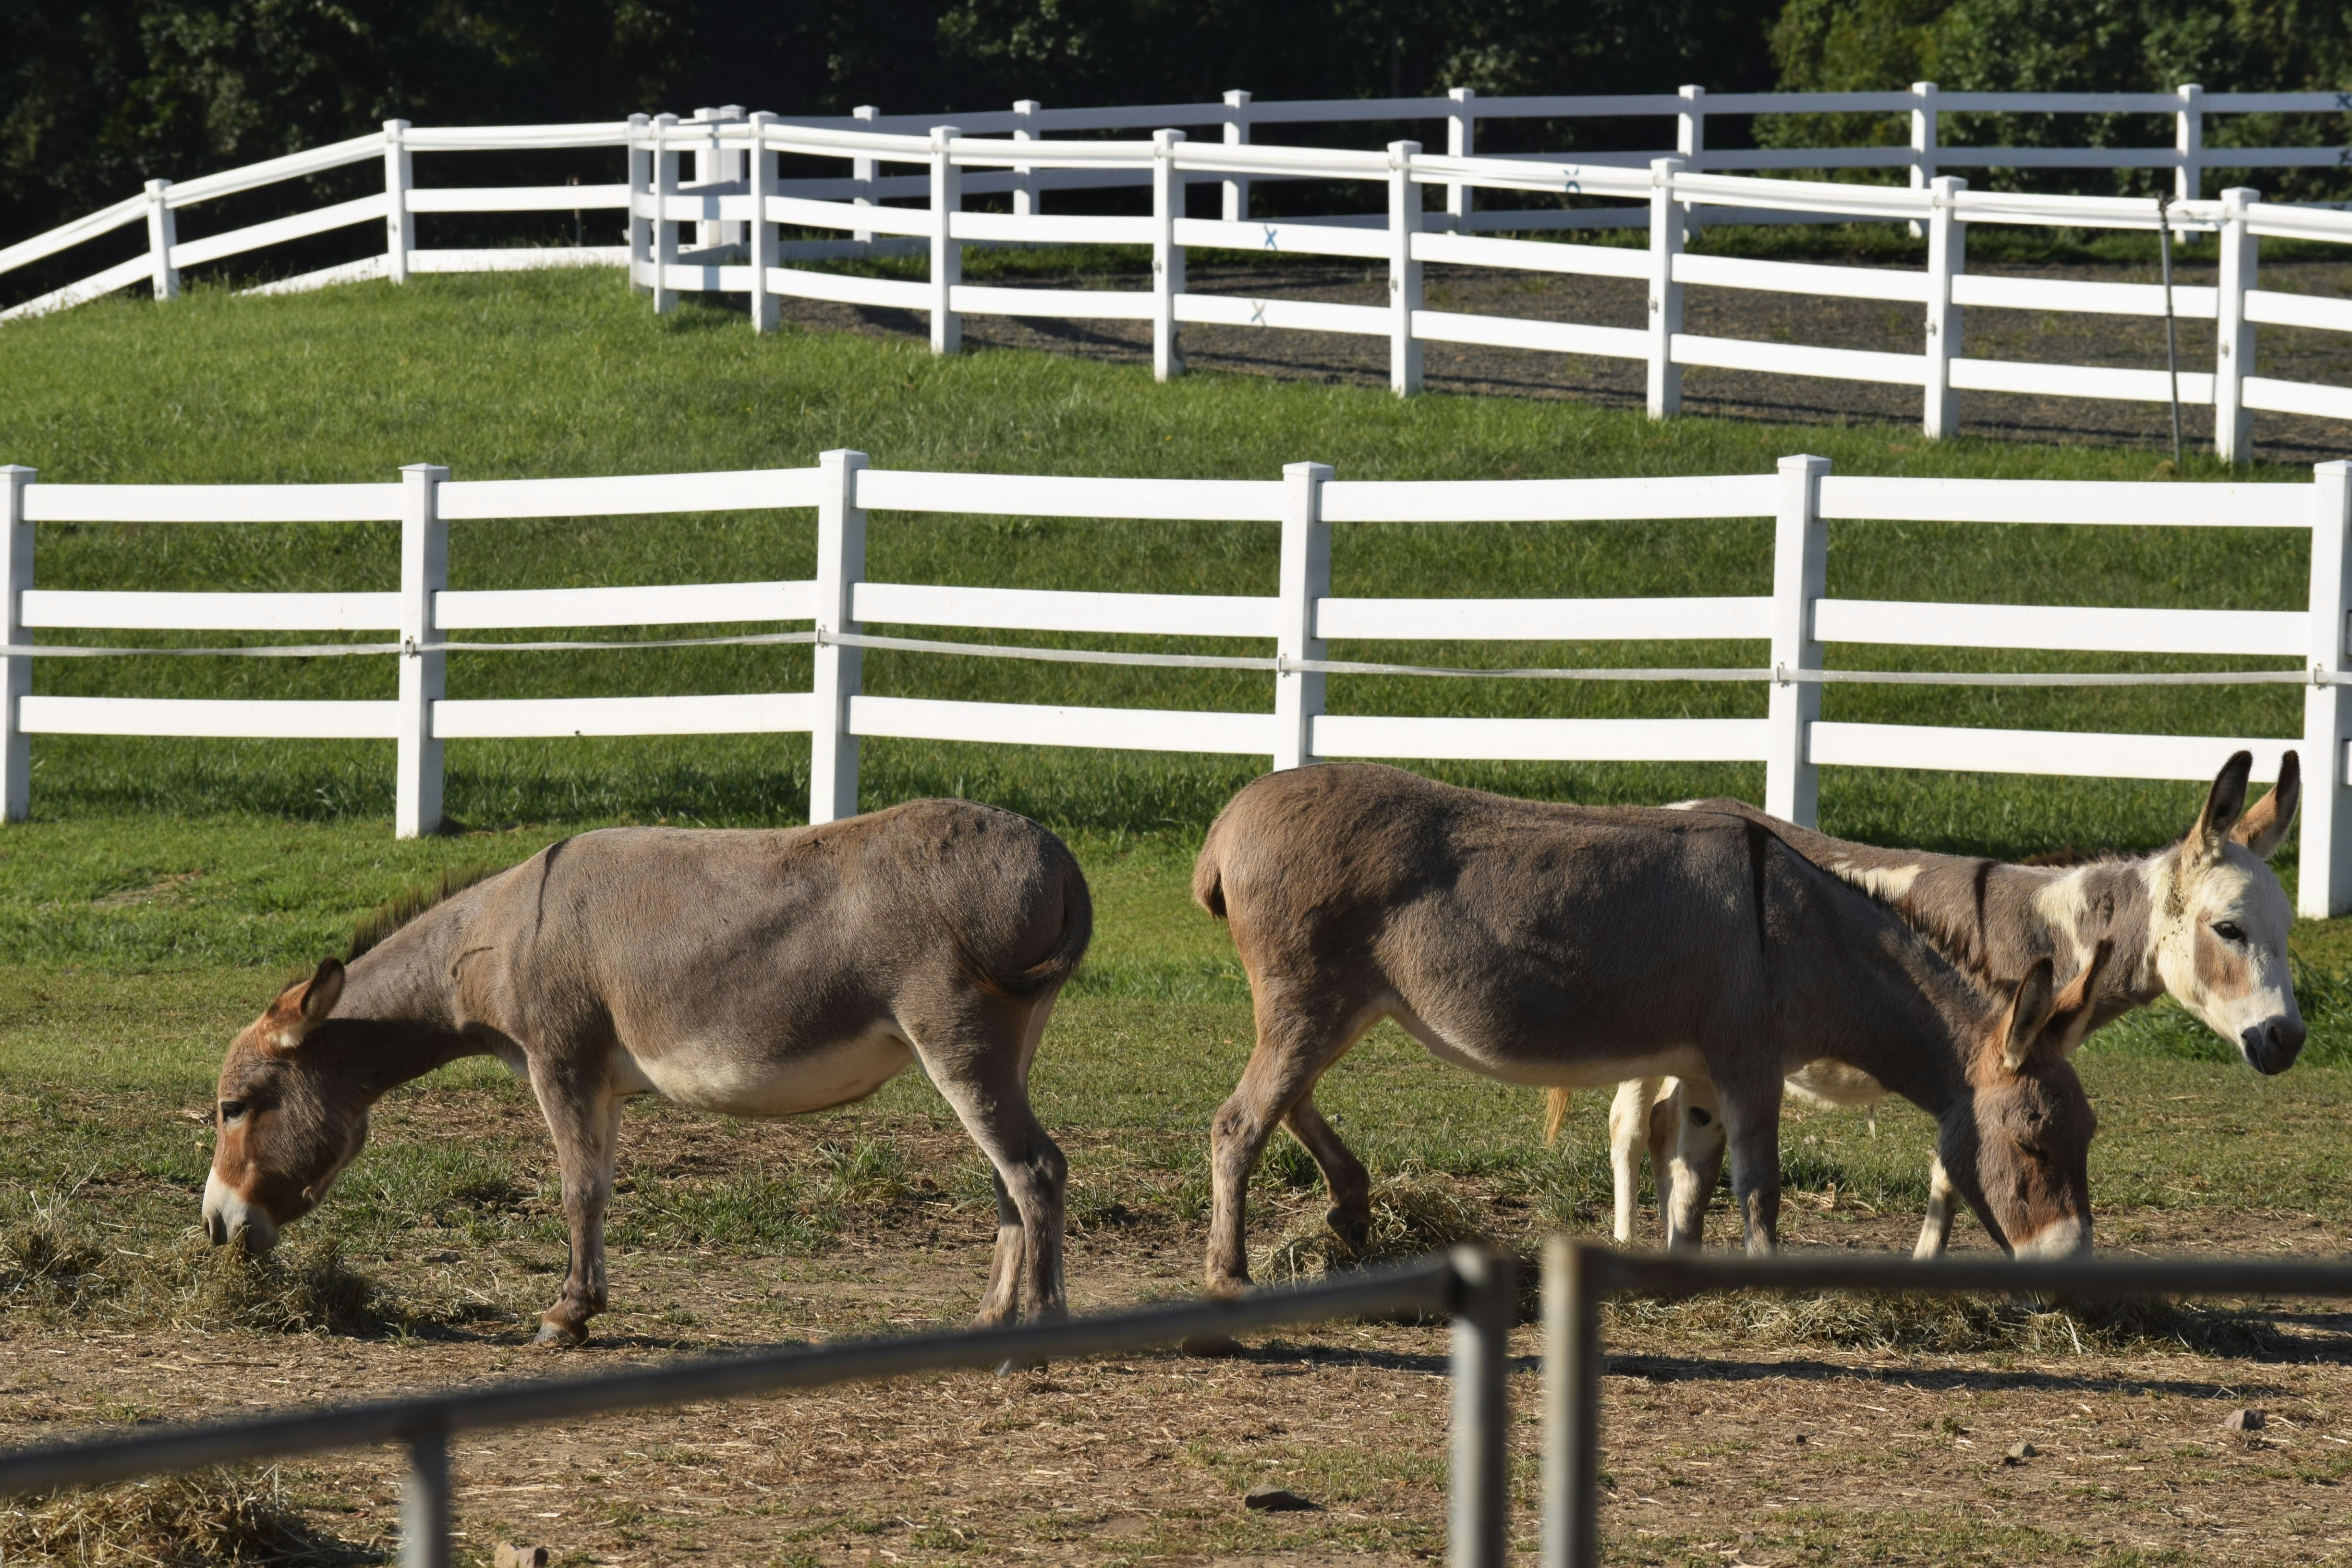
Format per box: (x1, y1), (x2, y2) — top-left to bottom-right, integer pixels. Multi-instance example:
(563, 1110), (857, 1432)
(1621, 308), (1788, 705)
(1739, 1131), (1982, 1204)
(201, 1170), (278, 1253)
(2243, 1018), (2305, 1076)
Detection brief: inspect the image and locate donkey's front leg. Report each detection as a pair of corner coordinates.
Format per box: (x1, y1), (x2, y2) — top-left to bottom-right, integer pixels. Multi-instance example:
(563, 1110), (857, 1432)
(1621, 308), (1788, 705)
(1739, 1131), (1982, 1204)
(1912, 1153), (1960, 1260)
(1714, 1074), (1783, 1256)
(533, 1076), (621, 1345)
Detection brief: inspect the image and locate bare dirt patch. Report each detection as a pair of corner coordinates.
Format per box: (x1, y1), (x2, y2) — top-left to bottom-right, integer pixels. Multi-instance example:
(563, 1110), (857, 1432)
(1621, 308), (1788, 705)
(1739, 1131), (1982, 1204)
(10, 1197), (2352, 1566)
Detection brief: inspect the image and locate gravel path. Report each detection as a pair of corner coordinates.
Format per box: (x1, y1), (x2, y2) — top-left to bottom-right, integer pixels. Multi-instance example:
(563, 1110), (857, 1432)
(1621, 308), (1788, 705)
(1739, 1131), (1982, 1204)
(776, 253), (2352, 464)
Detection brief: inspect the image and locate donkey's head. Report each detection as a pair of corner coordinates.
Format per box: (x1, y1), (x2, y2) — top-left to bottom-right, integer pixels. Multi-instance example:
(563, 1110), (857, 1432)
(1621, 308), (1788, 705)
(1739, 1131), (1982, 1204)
(203, 959), (370, 1253)
(1944, 945), (2110, 1259)
(2149, 751), (2303, 1076)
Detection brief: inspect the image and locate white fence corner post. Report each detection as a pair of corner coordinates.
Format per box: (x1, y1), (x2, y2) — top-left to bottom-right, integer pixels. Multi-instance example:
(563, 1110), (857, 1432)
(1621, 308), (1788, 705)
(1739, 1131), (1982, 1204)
(2302, 462), (2352, 917)
(1677, 86), (1706, 241)
(651, 113), (679, 314)
(1924, 175), (1966, 439)
(852, 106), (879, 247)
(1012, 100), (1041, 217)
(2216, 186), (2258, 463)
(626, 114), (652, 296)
(1389, 140), (1424, 396)
(748, 111), (779, 333)
(1221, 91), (1252, 222)
(142, 180), (179, 302)
(396, 463), (449, 840)
(1153, 129), (1187, 381)
(0, 465), (32, 825)
(1766, 454), (1830, 827)
(383, 120), (412, 284)
(1908, 82), (1938, 238)
(1274, 461), (1333, 772)
(1647, 158), (1686, 419)
(813, 449), (870, 825)
(929, 126), (963, 355)
(1446, 88), (1477, 233)
(716, 104), (747, 249)
(2176, 83), (2205, 206)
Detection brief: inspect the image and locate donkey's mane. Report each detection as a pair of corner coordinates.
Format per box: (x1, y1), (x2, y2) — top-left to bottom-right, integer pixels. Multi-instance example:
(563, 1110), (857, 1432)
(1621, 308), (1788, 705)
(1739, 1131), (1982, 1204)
(347, 861), (509, 961)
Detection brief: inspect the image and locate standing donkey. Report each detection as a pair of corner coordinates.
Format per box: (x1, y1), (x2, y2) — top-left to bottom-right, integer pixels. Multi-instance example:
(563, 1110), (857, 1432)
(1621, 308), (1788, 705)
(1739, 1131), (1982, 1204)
(1588, 750), (2303, 1255)
(1190, 763), (2110, 1292)
(205, 800), (1091, 1343)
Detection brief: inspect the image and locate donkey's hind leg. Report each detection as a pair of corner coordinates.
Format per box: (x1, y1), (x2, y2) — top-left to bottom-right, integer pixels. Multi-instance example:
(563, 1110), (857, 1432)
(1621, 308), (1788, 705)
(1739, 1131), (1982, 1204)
(912, 1000), (1069, 1326)
(1285, 1094), (1371, 1255)
(1208, 1000), (1366, 1295)
(1608, 1079), (1663, 1244)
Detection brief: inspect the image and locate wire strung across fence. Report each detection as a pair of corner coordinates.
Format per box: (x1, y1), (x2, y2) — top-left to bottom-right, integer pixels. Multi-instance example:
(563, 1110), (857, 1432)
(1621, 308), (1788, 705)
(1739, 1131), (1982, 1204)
(0, 628), (2341, 688)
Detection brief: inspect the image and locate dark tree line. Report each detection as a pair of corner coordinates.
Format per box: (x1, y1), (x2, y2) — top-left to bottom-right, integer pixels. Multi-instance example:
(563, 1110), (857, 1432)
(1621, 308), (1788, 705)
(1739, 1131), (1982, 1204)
(6, 0), (2350, 247)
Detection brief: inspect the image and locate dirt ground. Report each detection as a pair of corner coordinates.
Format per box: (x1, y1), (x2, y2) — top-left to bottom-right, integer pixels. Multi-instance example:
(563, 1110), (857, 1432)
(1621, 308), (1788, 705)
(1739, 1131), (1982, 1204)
(10, 1111), (2352, 1567)
(776, 251), (2352, 466)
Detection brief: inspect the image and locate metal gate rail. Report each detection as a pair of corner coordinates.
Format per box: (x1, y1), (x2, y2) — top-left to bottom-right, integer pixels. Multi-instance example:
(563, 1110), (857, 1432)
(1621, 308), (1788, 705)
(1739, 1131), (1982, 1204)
(0, 1248), (1517, 1568)
(1540, 1243), (2352, 1568)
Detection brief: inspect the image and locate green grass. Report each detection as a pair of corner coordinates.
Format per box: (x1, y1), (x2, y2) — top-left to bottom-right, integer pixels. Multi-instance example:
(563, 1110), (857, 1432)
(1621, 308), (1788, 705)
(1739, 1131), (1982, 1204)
(2, 267), (2349, 1305)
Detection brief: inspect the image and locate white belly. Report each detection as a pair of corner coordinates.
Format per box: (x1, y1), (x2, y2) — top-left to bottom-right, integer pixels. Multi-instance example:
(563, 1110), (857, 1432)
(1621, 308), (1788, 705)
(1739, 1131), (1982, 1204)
(611, 1028), (914, 1118)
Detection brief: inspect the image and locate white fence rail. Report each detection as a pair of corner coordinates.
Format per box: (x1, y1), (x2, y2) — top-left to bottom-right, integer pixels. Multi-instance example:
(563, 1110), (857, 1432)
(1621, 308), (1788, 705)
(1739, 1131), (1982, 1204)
(9, 91), (2352, 457)
(5, 455), (2350, 914)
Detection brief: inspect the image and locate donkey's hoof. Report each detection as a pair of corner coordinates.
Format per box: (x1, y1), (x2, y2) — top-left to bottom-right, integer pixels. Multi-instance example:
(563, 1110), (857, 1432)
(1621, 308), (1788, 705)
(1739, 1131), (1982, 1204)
(1179, 1331), (1243, 1358)
(533, 1316), (589, 1348)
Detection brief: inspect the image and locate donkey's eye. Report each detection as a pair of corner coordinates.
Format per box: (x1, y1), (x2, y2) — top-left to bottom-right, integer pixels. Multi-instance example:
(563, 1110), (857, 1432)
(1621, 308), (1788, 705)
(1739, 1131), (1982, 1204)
(2213, 921), (2246, 944)
(219, 1100), (249, 1122)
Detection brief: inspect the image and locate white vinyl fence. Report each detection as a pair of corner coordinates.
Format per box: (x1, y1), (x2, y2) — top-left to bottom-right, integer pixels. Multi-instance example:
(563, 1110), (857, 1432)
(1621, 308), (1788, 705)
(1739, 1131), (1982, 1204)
(5, 456), (2350, 913)
(9, 90), (2352, 458)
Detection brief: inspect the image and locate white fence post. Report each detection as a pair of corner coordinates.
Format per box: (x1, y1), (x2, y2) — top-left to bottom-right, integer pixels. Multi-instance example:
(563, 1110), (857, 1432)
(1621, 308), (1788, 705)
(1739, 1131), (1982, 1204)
(142, 180), (179, 302)
(1274, 461), (1333, 772)
(1908, 82), (1938, 238)
(2216, 186), (2258, 463)
(383, 120), (413, 284)
(852, 106), (879, 246)
(1446, 88), (1476, 232)
(2303, 462), (2352, 916)
(1390, 140), (1423, 396)
(396, 463), (448, 840)
(930, 126), (962, 355)
(652, 113), (679, 314)
(1154, 130), (1187, 381)
(627, 113), (652, 296)
(2176, 84), (2205, 205)
(716, 104), (747, 249)
(813, 449), (869, 825)
(1924, 175), (1965, 439)
(748, 112), (778, 333)
(1766, 454), (1830, 827)
(1222, 91), (1252, 222)
(0, 466), (31, 825)
(1013, 100), (1040, 217)
(1677, 85), (1705, 165)
(1648, 158), (1685, 419)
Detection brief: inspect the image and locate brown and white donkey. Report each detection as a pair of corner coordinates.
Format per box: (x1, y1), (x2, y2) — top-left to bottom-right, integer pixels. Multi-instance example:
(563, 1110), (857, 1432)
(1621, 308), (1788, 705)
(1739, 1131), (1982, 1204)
(205, 801), (1091, 1343)
(1583, 750), (2303, 1255)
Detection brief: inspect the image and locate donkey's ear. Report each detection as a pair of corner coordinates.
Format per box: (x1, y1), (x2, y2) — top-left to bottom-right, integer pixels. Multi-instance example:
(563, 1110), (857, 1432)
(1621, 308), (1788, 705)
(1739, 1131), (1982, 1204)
(2185, 751), (2254, 868)
(263, 957), (344, 1054)
(2038, 940), (2114, 1058)
(2001, 957), (2059, 1073)
(2231, 751), (2301, 860)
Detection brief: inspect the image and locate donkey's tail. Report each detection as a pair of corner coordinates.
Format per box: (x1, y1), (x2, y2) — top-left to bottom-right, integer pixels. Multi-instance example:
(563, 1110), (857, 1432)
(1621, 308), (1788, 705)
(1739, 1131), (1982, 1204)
(1543, 1087), (1571, 1147)
(982, 843), (1096, 998)
(1191, 835), (1228, 921)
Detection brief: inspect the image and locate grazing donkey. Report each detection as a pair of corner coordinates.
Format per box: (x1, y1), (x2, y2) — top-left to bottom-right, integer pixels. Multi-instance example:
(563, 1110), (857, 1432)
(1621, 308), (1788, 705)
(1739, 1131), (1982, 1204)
(1590, 749), (2303, 1256)
(204, 801), (1091, 1343)
(1190, 764), (2109, 1291)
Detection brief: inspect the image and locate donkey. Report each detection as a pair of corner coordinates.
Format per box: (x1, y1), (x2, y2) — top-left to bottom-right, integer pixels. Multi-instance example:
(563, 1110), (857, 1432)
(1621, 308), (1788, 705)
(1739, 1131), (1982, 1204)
(1189, 763), (2110, 1291)
(1591, 749), (2303, 1256)
(204, 800), (1092, 1344)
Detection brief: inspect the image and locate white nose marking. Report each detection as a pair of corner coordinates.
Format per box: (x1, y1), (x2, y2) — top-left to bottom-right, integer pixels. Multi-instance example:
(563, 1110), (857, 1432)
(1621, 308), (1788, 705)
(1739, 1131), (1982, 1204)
(2013, 1216), (2091, 1259)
